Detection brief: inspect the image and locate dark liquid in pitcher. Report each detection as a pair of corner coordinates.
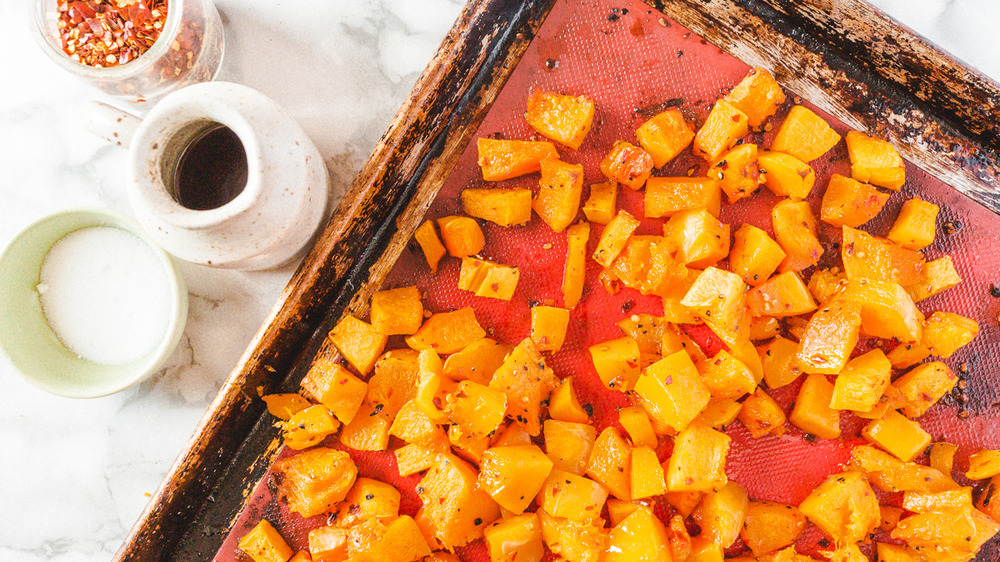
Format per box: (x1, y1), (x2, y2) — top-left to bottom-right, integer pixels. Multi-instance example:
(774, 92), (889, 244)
(175, 124), (249, 211)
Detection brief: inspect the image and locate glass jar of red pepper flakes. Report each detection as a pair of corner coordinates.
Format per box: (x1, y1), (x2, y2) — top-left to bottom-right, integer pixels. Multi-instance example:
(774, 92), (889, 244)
(31, 0), (224, 102)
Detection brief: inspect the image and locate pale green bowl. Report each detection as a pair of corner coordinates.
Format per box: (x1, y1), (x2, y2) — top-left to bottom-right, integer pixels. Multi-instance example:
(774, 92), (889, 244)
(0, 208), (188, 398)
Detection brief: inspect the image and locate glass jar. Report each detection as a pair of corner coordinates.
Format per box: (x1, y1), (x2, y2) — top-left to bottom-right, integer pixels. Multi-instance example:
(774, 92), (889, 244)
(31, 0), (225, 102)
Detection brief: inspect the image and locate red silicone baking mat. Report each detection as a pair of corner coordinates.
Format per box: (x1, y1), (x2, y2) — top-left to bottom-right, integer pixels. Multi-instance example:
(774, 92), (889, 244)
(214, 0), (1000, 559)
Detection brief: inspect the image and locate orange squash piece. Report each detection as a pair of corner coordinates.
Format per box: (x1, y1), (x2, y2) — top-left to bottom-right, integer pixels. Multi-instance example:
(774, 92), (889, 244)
(841, 226), (925, 286)
(535, 159), (584, 232)
(483, 513), (544, 562)
(680, 267), (748, 347)
(746, 271), (817, 318)
(892, 361), (957, 418)
(599, 141), (654, 190)
(329, 315), (387, 376)
(666, 421), (731, 492)
(478, 445), (554, 514)
(477, 138), (559, 181)
(908, 255), (961, 303)
(525, 90), (595, 150)
(829, 349), (891, 412)
(239, 519), (294, 562)
(414, 220), (447, 273)
(530, 305), (570, 352)
(789, 374), (840, 439)
(582, 180), (617, 224)
(461, 188), (533, 227)
(589, 336), (641, 390)
(845, 130), (905, 190)
(634, 350), (712, 434)
(724, 67), (786, 127)
(636, 109), (695, 167)
(540, 469), (610, 521)
(740, 500), (806, 557)
(489, 338), (559, 436)
(795, 296), (861, 375)
(770, 105), (841, 162)
(698, 349), (757, 399)
(370, 285), (423, 336)
(644, 176), (722, 218)
(417, 453), (500, 549)
(738, 388), (787, 439)
(563, 221), (590, 308)
(798, 471), (880, 543)
(759, 336), (802, 389)
(457, 257), (520, 300)
(820, 173), (890, 228)
(276, 447), (358, 518)
(862, 410), (931, 463)
(586, 427), (633, 500)
(771, 199), (823, 272)
(405, 308), (486, 354)
(663, 209), (730, 269)
(693, 99), (749, 161)
(694, 481), (749, 549)
(437, 216), (485, 258)
(593, 210), (641, 268)
(842, 279), (924, 342)
(708, 143), (763, 203)
(730, 224), (786, 287)
(888, 196), (939, 251)
(758, 150), (815, 199)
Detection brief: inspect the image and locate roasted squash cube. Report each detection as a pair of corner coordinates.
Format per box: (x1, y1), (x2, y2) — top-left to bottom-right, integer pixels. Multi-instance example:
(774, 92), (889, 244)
(892, 361), (957, 418)
(339, 401), (393, 452)
(789, 374), (840, 440)
(489, 338), (559, 436)
(281, 404), (340, 450)
(698, 349), (757, 399)
(770, 105), (841, 162)
(492, 421), (533, 448)
(447, 380), (507, 438)
(908, 255), (962, 303)
(540, 469), (610, 522)
(680, 267), (748, 346)
(437, 215), (485, 258)
(365, 349), (420, 418)
(586, 427), (633, 500)
(845, 130), (905, 190)
(544, 419), (597, 475)
(311, 362), (367, 425)
(563, 221), (590, 308)
(530, 305), (569, 352)
(605, 505), (671, 562)
(863, 409), (931, 462)
(636, 109), (695, 167)
(924, 311), (979, 358)
(842, 226), (925, 286)
(371, 286), (423, 336)
(442, 338), (509, 385)
(830, 349), (891, 412)
(820, 174), (890, 228)
(263, 393), (311, 421)
(740, 500), (806, 557)
(617, 313), (665, 354)
(698, 396), (743, 430)
(535, 159), (584, 232)
(730, 224), (786, 287)
(276, 447), (358, 518)
(406, 308), (486, 354)
(663, 209), (730, 269)
(477, 138), (558, 181)
(795, 296), (861, 374)
(630, 446), (667, 499)
(548, 377), (590, 424)
(928, 442), (959, 477)
(525, 91), (595, 150)
(593, 210), (641, 268)
(417, 454), (500, 549)
(694, 481), (748, 548)
(461, 188), (533, 227)
(772, 199), (823, 272)
(334, 477), (401, 528)
(666, 421), (731, 492)
(645, 177), (722, 219)
(308, 525), (348, 562)
(414, 221), (447, 273)
(483, 513), (544, 562)
(708, 143), (763, 203)
(749, 315), (781, 340)
(891, 508), (977, 548)
(693, 99), (749, 161)
(600, 140), (654, 190)
(414, 350), (453, 424)
(759, 336), (802, 389)
(478, 445), (554, 514)
(634, 350), (712, 434)
(329, 316), (387, 375)
(747, 271), (817, 318)
(966, 450), (1000, 480)
(582, 180), (617, 224)
(589, 336), (641, 390)
(738, 388), (787, 439)
(352, 516), (431, 562)
(617, 405), (657, 448)
(724, 67), (786, 127)
(539, 512), (607, 562)
(808, 267), (847, 304)
(389, 399), (448, 449)
(758, 151), (815, 199)
(798, 471), (879, 543)
(888, 196), (939, 250)
(843, 279), (924, 342)
(395, 443), (439, 477)
(239, 519), (293, 562)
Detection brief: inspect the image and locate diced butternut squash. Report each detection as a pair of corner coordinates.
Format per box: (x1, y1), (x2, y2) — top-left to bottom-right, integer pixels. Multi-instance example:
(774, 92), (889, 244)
(371, 286), (423, 336)
(483, 513), (544, 562)
(618, 405), (657, 448)
(540, 469), (610, 521)
(263, 393), (311, 420)
(417, 453), (500, 549)
(843, 279), (924, 342)
(582, 181), (617, 224)
(863, 410), (932, 462)
(329, 316), (387, 375)
(339, 401), (393, 452)
(563, 221), (590, 308)
(759, 336), (802, 389)
(693, 99), (749, 161)
(446, 380), (508, 438)
(922, 311), (979, 358)
(478, 445), (554, 514)
(841, 226), (924, 286)
(789, 374), (840, 440)
(758, 151), (815, 199)
(589, 336), (641, 390)
(311, 361), (367, 425)
(771, 199), (823, 272)
(350, 516), (432, 562)
(489, 338), (559, 436)
(406, 308), (486, 355)
(535, 159), (584, 232)
(239, 519), (293, 562)
(477, 138), (558, 181)
(530, 305), (569, 352)
(798, 471), (880, 544)
(747, 271), (817, 317)
(829, 349), (891, 412)
(309, 526), (348, 562)
(544, 419), (597, 475)
(891, 508), (977, 548)
(707, 143), (763, 203)
(437, 216), (485, 258)
(600, 141), (654, 190)
(698, 396), (743, 430)
(966, 450), (1000, 480)
(698, 350), (756, 399)
(908, 255), (962, 303)
(442, 338), (509, 385)
(808, 267), (846, 304)
(539, 512), (607, 562)
(820, 174), (890, 228)
(644, 177), (722, 218)
(724, 67), (786, 127)
(548, 378), (590, 424)
(845, 130), (905, 190)
(413, 349), (453, 424)
(605, 505), (671, 562)
(636, 109), (695, 167)
(461, 188), (533, 227)
(749, 315), (780, 340)
(630, 446), (667, 499)
(694, 481), (748, 548)
(414, 221), (447, 273)
(795, 296), (861, 374)
(892, 361), (957, 418)
(929, 442), (958, 478)
(770, 105), (841, 162)
(740, 500), (806, 557)
(888, 197), (939, 251)
(680, 267), (748, 346)
(586, 427), (633, 500)
(276, 447), (358, 518)
(663, 209), (730, 269)
(738, 388), (787, 439)
(593, 211), (641, 268)
(666, 422), (731, 492)
(281, 404), (340, 451)
(395, 443), (439, 477)
(634, 350), (712, 434)
(730, 224), (786, 286)
(525, 91), (595, 150)
(334, 477), (401, 528)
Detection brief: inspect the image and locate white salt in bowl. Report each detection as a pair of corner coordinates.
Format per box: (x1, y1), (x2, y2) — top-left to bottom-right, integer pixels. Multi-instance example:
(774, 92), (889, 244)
(0, 208), (188, 398)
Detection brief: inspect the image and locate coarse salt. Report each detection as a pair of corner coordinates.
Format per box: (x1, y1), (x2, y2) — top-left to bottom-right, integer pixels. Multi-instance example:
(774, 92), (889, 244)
(37, 226), (172, 366)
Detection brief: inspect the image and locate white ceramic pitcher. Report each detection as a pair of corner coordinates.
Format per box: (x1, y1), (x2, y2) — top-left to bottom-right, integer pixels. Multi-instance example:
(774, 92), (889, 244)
(84, 82), (330, 270)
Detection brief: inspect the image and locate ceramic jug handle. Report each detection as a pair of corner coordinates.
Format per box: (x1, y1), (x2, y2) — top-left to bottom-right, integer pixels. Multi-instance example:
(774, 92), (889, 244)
(80, 101), (143, 149)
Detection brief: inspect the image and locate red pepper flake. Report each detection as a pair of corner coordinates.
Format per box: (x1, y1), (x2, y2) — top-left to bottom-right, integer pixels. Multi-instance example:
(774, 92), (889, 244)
(57, 0), (169, 68)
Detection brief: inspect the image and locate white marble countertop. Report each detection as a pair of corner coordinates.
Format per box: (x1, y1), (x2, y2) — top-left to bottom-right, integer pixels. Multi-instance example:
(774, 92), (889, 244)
(0, 1), (996, 560)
